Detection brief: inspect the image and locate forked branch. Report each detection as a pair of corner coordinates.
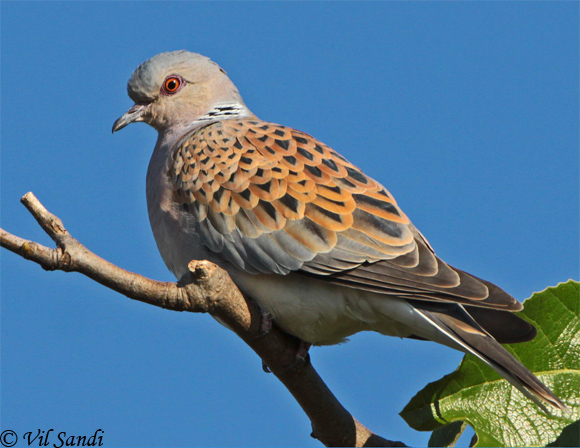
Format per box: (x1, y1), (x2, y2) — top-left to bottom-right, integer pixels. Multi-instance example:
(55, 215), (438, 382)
(1, 192), (406, 448)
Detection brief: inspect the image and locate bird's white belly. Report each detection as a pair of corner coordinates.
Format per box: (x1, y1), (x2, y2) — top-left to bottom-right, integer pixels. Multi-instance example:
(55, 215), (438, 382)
(229, 270), (422, 345)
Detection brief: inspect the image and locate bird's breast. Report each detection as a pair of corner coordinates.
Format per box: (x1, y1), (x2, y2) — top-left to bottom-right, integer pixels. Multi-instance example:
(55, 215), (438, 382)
(146, 138), (213, 279)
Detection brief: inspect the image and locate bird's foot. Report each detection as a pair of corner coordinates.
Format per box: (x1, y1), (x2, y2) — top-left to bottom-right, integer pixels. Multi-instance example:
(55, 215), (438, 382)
(262, 339), (311, 374)
(296, 340), (312, 363)
(258, 311), (272, 337)
(262, 360), (271, 373)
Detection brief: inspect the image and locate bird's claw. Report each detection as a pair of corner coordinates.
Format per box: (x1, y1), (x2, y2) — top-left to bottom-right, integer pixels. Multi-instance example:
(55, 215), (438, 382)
(261, 340), (312, 374)
(257, 311), (273, 338)
(262, 360), (271, 373)
(296, 340), (311, 363)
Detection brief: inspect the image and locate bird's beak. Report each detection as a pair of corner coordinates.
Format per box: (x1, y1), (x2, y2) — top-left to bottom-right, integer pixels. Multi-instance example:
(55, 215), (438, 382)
(112, 104), (148, 133)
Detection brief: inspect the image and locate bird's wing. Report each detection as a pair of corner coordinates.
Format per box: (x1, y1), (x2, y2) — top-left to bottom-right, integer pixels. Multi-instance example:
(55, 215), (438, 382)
(169, 118), (519, 311)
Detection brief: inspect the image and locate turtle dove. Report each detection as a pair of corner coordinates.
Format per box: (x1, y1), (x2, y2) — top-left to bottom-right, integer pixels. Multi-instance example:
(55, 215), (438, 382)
(113, 50), (565, 410)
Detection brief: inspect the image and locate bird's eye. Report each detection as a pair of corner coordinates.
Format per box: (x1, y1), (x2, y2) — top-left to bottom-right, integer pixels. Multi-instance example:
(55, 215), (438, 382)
(165, 78), (180, 92)
(162, 75), (185, 95)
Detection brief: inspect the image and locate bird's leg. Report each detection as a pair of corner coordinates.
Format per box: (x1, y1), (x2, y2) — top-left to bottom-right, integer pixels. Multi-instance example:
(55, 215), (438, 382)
(258, 309), (311, 372)
(262, 339), (311, 374)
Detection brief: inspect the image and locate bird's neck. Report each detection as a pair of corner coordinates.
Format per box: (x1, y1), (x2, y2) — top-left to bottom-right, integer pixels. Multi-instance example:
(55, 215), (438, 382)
(155, 101), (255, 149)
(193, 101), (255, 126)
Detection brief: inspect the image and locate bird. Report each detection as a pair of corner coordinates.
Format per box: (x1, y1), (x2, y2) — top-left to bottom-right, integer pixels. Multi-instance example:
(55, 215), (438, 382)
(112, 50), (565, 411)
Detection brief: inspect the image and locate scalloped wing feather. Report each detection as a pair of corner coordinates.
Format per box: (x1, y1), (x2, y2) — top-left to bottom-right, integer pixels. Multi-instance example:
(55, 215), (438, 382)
(168, 118), (517, 310)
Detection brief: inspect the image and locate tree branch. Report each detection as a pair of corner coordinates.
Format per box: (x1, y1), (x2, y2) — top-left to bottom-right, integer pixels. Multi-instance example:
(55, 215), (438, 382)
(1, 192), (406, 447)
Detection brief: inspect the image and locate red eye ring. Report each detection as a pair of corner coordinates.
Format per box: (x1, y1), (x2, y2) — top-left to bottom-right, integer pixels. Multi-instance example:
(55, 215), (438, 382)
(162, 75), (185, 95)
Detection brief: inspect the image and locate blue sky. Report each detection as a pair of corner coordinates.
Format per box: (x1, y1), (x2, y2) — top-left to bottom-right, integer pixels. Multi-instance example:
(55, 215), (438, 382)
(1, 2), (578, 447)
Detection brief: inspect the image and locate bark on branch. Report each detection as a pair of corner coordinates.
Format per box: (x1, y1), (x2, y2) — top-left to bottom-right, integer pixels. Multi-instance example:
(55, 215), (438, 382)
(1, 192), (406, 447)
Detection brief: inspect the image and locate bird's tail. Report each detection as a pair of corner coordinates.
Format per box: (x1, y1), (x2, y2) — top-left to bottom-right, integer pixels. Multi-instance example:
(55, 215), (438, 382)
(413, 304), (567, 412)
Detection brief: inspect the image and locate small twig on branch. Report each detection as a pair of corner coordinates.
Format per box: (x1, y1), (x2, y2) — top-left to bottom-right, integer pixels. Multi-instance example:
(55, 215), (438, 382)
(1, 192), (406, 447)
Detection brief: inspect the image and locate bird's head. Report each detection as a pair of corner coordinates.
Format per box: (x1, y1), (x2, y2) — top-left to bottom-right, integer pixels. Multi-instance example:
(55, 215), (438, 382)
(112, 50), (249, 134)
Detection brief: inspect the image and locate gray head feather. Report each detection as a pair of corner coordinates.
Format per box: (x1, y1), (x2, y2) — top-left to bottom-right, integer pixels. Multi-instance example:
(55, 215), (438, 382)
(127, 50), (221, 103)
(114, 50), (248, 134)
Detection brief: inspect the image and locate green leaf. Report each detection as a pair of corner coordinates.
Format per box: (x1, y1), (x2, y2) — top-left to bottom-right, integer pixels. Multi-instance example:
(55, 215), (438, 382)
(400, 280), (580, 447)
(428, 421), (467, 447)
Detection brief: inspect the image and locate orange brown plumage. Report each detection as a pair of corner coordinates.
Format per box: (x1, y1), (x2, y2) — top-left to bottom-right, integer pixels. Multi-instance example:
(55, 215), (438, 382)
(113, 50), (567, 411)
